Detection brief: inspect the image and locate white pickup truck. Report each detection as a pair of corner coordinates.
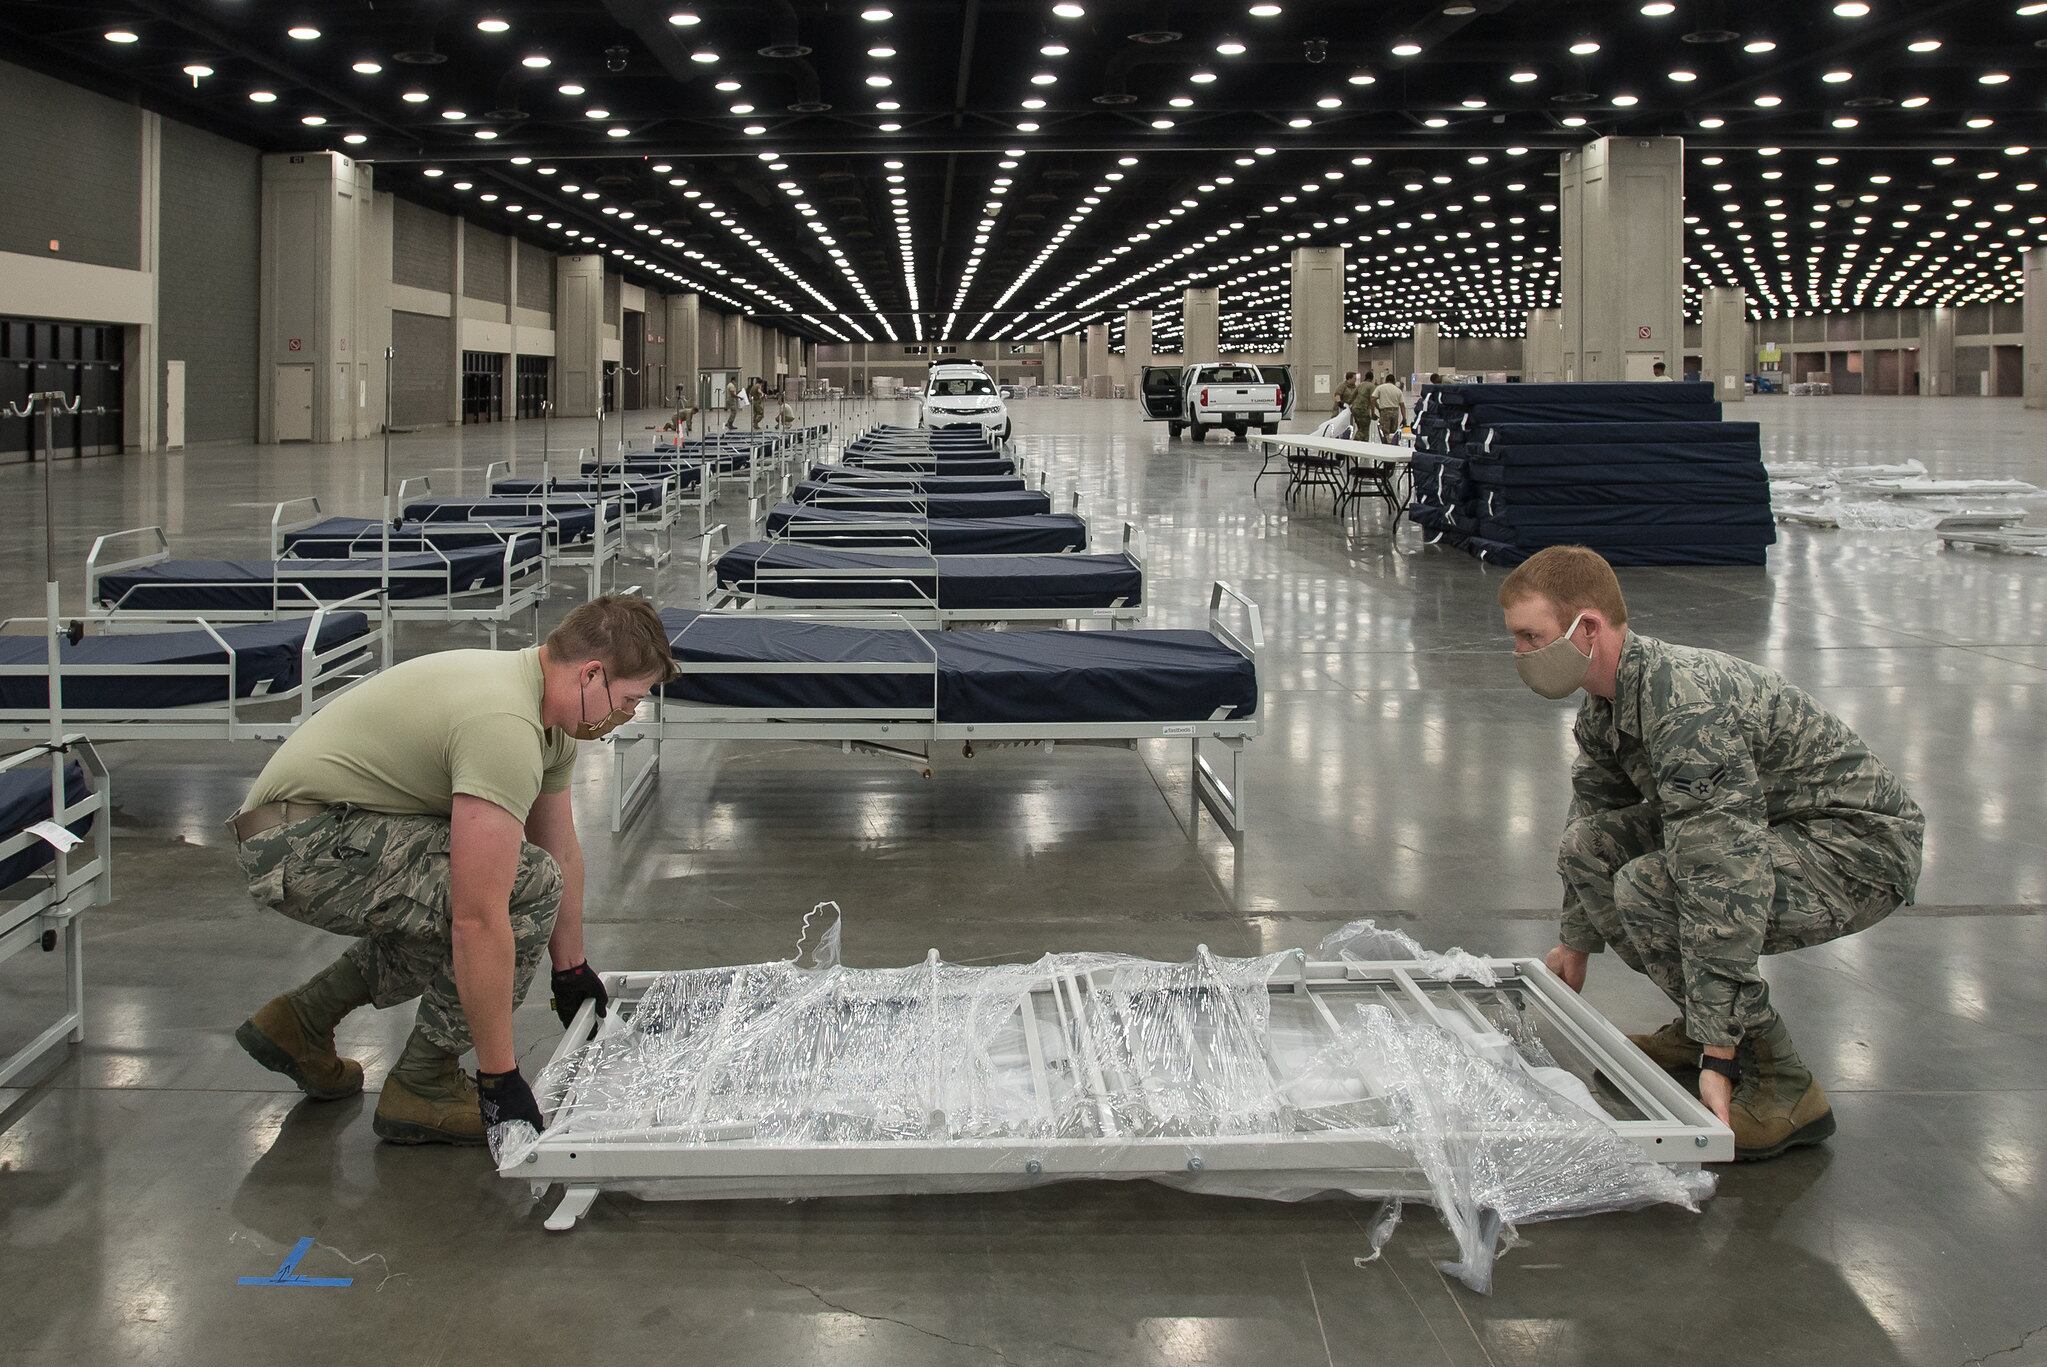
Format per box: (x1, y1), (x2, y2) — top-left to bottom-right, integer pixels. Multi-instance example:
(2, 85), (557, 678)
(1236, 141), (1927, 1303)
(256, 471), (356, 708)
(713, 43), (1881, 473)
(1139, 363), (1296, 442)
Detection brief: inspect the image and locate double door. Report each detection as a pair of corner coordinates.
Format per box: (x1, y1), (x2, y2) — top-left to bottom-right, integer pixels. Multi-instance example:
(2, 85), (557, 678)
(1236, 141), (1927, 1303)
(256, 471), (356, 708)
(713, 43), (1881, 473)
(0, 317), (125, 460)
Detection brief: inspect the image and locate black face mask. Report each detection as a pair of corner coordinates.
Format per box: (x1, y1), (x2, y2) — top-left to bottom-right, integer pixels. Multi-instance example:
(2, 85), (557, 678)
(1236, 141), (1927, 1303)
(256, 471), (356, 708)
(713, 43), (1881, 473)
(570, 666), (635, 740)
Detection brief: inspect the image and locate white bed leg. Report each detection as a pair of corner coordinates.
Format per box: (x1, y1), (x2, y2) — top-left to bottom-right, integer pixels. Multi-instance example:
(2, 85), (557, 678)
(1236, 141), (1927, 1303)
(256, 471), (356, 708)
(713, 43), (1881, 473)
(544, 1185), (599, 1232)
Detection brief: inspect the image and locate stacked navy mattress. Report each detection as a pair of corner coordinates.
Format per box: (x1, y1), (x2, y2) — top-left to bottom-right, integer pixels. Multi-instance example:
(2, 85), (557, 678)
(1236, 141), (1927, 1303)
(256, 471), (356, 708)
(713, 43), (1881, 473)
(657, 609), (1253, 723)
(763, 506), (1087, 553)
(0, 758), (94, 889)
(715, 541), (1141, 610)
(1408, 383), (1773, 566)
(0, 614), (373, 710)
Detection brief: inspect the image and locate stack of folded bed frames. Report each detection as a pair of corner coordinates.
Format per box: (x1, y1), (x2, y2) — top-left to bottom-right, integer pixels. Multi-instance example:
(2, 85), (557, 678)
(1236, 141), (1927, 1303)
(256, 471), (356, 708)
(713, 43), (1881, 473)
(1407, 381), (1774, 567)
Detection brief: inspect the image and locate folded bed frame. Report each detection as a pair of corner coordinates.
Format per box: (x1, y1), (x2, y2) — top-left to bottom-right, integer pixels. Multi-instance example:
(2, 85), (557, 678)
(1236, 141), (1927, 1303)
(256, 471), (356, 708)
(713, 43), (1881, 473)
(607, 582), (1262, 839)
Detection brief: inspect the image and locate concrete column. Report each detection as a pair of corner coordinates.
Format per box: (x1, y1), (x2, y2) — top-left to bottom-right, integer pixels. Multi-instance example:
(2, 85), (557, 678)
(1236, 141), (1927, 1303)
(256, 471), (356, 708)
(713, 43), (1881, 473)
(258, 150), (374, 442)
(1181, 288), (1219, 363)
(1411, 322), (1441, 379)
(1919, 307), (1956, 397)
(1700, 287), (1747, 403)
(446, 218), (465, 426)
(127, 109), (162, 452)
(1522, 308), (1563, 383)
(1058, 332), (1081, 386)
(553, 254), (604, 417)
(665, 293), (699, 406)
(1288, 246), (1346, 408)
(1124, 310), (1153, 371)
(722, 314), (744, 380)
(1342, 331), (1359, 387)
(2023, 252), (2046, 408)
(1558, 136), (1684, 382)
(1084, 323), (1109, 390)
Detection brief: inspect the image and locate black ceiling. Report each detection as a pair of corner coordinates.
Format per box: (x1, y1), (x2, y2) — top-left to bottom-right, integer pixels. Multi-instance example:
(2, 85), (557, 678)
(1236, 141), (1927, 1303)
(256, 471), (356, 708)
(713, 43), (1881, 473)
(8, 0), (2046, 342)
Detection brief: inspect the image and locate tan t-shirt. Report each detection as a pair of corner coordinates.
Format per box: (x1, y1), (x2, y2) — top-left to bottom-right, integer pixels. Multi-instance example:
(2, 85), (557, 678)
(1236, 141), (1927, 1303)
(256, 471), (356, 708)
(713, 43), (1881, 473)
(1371, 382), (1405, 412)
(242, 647), (577, 821)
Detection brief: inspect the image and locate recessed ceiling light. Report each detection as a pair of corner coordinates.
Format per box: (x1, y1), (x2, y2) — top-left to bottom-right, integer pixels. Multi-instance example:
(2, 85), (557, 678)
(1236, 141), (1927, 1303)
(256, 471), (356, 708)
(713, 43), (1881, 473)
(1641, 1), (1676, 12)
(300, 114), (327, 125)
(1216, 39), (1246, 55)
(867, 74), (892, 86)
(1822, 69), (1853, 83)
(861, 6), (892, 18)
(351, 60), (382, 74)
(1699, 115), (1725, 128)
(876, 99), (900, 110)
(1967, 116), (1994, 128)
(869, 45), (896, 57)
(343, 132), (367, 145)
(476, 17), (511, 33)
(1744, 37), (1778, 52)
(402, 90), (429, 103)
(1191, 70), (1218, 84)
(1392, 40), (1422, 56)
(182, 63), (213, 80)
(443, 109), (468, 119)
(476, 128), (500, 139)
(1900, 95), (1931, 108)
(1907, 38), (1942, 51)
(1834, 1), (1870, 14)
(105, 29), (140, 44)
(1754, 94), (1782, 106)
(1832, 116), (1859, 128)
(1508, 69), (1538, 83)
(422, 168), (444, 178)
(691, 49), (718, 62)
(1612, 93), (1639, 106)
(287, 26), (320, 40)
(522, 54), (551, 68)
(880, 121), (902, 131)
(1249, 3), (1282, 14)
(249, 89), (278, 103)
(1979, 71), (2011, 84)
(1668, 69), (1697, 82)
(1569, 39), (1600, 54)
(667, 9), (701, 23)
(608, 126), (631, 137)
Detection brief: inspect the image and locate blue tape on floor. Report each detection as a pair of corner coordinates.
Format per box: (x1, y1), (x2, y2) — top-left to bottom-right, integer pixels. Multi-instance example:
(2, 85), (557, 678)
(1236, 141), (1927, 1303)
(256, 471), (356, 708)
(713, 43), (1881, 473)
(237, 1236), (353, 1289)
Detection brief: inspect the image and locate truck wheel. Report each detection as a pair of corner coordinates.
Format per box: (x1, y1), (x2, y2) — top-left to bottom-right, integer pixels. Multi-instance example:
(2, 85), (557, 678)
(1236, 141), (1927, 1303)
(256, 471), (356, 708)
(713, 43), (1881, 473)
(1229, 425), (1247, 441)
(1167, 421), (1185, 439)
(1187, 422), (1206, 443)
(1260, 422), (1277, 435)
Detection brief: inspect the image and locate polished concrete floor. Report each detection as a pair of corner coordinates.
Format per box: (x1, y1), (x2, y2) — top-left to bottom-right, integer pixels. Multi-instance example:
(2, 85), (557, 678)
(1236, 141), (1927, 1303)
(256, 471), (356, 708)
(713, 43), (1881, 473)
(3, 395), (2045, 1366)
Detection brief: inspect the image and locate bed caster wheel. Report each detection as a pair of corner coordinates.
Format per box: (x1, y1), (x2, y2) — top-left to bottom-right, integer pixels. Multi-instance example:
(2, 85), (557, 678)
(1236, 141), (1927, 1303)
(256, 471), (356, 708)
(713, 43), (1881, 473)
(961, 741), (975, 759)
(921, 767), (935, 779)
(40, 928), (57, 951)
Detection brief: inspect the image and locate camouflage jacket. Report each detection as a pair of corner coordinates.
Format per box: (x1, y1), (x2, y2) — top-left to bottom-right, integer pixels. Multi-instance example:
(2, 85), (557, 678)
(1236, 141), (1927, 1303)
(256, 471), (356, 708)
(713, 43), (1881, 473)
(1564, 632), (1924, 1037)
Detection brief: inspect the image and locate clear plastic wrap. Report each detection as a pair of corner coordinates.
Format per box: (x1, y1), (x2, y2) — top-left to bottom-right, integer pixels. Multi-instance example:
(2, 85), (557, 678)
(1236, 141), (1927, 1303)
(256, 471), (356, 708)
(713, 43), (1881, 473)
(499, 918), (1721, 1290)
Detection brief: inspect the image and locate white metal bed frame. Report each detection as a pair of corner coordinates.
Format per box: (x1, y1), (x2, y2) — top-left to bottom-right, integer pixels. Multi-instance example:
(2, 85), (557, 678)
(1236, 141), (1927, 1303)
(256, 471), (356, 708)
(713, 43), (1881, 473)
(511, 950), (1731, 1269)
(0, 594), (387, 743)
(697, 520), (1147, 628)
(607, 580), (1261, 839)
(485, 456), (698, 556)
(0, 739), (112, 1090)
(753, 491), (1092, 552)
(85, 524), (547, 648)
(395, 475), (620, 602)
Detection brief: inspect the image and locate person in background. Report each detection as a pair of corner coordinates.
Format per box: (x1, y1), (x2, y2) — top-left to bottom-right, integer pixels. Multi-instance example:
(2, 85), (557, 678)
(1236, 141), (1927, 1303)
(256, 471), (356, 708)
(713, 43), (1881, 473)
(1652, 362), (1674, 381)
(776, 394), (796, 429)
(1370, 372), (1408, 442)
(1334, 371), (1360, 415)
(227, 597), (679, 1148)
(748, 378), (767, 431)
(1427, 371), (1443, 386)
(662, 403), (698, 437)
(723, 378), (741, 431)
(1498, 547), (1924, 1161)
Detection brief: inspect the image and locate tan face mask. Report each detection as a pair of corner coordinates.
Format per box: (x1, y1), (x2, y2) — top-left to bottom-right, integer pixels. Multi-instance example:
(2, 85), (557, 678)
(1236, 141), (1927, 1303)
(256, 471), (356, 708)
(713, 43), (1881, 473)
(570, 666), (636, 740)
(1513, 611), (1592, 700)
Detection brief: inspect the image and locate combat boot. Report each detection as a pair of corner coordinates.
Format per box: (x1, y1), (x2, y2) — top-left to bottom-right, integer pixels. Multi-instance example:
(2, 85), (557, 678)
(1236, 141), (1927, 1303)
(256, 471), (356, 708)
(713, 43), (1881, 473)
(1627, 1018), (1701, 1077)
(1730, 1016), (1836, 1161)
(373, 1067), (485, 1145)
(235, 995), (364, 1101)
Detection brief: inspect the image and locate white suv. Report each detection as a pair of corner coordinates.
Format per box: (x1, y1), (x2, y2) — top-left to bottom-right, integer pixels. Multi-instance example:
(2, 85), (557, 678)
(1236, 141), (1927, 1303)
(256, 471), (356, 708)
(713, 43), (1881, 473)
(920, 362), (1011, 443)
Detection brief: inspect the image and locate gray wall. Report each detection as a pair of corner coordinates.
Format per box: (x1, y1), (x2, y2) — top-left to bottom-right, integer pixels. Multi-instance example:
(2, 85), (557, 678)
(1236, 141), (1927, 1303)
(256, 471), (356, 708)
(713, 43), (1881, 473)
(516, 245), (552, 318)
(462, 222), (508, 304)
(392, 198), (453, 292)
(158, 120), (260, 443)
(391, 310), (452, 426)
(0, 60), (142, 271)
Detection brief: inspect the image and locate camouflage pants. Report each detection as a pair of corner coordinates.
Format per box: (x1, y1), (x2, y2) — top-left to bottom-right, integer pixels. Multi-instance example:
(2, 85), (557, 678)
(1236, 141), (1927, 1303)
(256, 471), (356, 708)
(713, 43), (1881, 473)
(237, 808), (563, 1054)
(750, 403), (764, 430)
(1376, 406), (1401, 442)
(1558, 803), (1900, 1029)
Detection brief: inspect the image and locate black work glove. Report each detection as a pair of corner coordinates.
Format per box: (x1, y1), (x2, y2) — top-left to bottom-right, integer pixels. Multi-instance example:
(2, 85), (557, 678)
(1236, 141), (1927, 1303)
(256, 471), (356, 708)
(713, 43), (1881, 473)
(477, 1068), (544, 1134)
(550, 961), (610, 1028)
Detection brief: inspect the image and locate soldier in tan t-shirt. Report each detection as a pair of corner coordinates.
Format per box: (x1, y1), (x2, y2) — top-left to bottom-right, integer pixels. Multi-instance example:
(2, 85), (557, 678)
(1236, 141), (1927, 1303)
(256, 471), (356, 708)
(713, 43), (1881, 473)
(229, 596), (677, 1147)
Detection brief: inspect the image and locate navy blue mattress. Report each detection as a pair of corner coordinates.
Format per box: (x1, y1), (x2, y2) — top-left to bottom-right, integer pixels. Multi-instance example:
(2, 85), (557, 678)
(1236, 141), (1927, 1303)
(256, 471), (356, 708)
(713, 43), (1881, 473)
(0, 613), (373, 710)
(791, 483), (1052, 518)
(281, 516), (547, 558)
(1469, 442), (1768, 475)
(657, 609), (1253, 724)
(715, 542), (1141, 610)
(763, 506), (1088, 553)
(404, 499), (611, 543)
(1460, 535), (1771, 568)
(1476, 421), (1759, 447)
(806, 468), (1028, 492)
(581, 462), (704, 491)
(0, 758), (93, 889)
(97, 547), (523, 612)
(1425, 381), (1716, 408)
(491, 477), (665, 511)
(842, 456), (1017, 477)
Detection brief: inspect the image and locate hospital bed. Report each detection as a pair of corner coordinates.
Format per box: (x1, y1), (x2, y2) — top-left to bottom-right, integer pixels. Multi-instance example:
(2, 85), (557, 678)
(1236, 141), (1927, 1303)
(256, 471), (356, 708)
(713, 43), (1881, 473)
(760, 497), (1090, 553)
(788, 482), (1055, 519)
(606, 582), (1262, 839)
(0, 599), (383, 743)
(701, 521), (1146, 627)
(485, 461), (692, 562)
(839, 453), (1020, 477)
(0, 739), (111, 1089)
(397, 477), (620, 600)
(805, 466), (1034, 494)
(86, 525), (546, 646)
